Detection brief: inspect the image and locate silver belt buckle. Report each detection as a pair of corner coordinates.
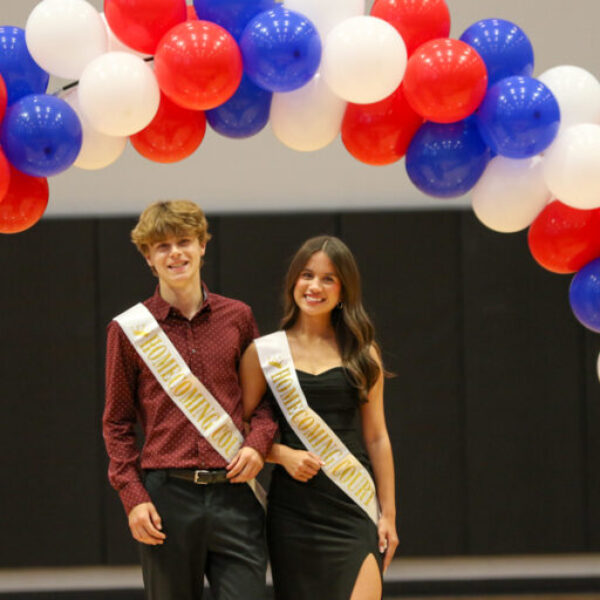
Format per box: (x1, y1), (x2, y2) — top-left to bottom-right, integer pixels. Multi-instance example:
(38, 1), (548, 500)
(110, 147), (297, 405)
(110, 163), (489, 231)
(193, 469), (211, 485)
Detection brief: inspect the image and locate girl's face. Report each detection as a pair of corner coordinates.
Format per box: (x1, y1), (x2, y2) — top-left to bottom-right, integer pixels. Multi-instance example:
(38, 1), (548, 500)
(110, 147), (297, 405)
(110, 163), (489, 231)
(293, 251), (342, 317)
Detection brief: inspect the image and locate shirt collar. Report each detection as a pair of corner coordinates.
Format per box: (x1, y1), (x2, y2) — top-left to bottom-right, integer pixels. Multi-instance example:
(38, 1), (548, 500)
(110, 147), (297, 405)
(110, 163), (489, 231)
(147, 284), (212, 322)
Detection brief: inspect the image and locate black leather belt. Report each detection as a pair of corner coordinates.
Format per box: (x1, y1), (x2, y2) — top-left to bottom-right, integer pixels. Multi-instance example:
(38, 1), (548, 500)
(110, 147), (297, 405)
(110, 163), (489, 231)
(167, 469), (229, 485)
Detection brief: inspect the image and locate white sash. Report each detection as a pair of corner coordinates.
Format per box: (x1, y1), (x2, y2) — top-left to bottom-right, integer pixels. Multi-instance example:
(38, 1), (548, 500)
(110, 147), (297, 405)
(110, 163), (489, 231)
(114, 303), (267, 509)
(254, 331), (379, 524)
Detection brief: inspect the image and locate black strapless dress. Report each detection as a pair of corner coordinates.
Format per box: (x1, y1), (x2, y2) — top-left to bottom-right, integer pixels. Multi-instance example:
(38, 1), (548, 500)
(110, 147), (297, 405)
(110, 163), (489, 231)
(266, 367), (382, 600)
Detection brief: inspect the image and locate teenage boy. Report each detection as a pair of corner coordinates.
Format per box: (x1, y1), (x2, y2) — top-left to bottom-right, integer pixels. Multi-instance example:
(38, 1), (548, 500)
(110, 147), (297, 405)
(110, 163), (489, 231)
(103, 200), (277, 600)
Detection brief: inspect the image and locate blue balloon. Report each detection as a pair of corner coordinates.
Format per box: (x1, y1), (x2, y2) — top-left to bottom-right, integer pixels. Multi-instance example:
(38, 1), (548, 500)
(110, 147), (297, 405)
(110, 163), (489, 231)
(460, 19), (534, 87)
(569, 257), (600, 333)
(406, 118), (491, 198)
(475, 76), (560, 159)
(206, 74), (272, 138)
(1, 94), (82, 177)
(0, 27), (49, 106)
(193, 0), (277, 41)
(239, 7), (321, 93)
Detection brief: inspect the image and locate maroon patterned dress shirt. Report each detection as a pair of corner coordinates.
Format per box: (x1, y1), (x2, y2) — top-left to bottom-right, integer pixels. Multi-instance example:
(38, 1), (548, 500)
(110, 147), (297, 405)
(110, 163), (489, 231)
(103, 287), (277, 514)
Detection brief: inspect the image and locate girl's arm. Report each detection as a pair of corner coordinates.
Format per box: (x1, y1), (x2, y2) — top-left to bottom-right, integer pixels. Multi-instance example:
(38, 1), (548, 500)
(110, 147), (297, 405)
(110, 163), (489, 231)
(240, 343), (322, 481)
(360, 347), (399, 572)
(240, 342), (268, 420)
(268, 443), (323, 481)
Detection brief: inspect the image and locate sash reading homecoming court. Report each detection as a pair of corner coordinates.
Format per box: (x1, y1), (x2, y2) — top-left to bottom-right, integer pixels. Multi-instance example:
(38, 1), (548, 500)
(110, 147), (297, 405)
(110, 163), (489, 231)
(115, 303), (267, 508)
(254, 331), (379, 524)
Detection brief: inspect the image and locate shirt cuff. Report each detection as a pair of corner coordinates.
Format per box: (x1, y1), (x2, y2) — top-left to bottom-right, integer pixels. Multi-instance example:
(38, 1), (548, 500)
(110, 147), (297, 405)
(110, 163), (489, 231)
(119, 480), (152, 516)
(243, 425), (278, 459)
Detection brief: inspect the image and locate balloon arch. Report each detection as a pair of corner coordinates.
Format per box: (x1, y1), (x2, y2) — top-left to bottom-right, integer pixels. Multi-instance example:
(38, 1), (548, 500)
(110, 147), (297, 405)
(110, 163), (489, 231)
(1, 0), (600, 344)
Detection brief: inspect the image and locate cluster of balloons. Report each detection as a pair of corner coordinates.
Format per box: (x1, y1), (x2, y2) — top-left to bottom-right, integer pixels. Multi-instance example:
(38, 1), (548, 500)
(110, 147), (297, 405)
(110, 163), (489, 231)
(0, 0), (413, 232)
(1, 0), (600, 352)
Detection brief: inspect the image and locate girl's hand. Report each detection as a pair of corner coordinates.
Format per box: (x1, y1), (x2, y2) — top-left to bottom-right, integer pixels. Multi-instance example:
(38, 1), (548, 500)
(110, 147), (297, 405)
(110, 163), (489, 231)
(377, 515), (399, 572)
(281, 448), (324, 482)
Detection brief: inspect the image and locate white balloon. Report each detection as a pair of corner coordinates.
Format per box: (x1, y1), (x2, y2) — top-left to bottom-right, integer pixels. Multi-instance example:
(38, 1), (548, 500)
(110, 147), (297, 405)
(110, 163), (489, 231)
(597, 352), (600, 383)
(100, 12), (147, 57)
(62, 88), (127, 170)
(538, 65), (600, 130)
(25, 0), (107, 79)
(271, 72), (346, 152)
(542, 124), (600, 209)
(78, 52), (160, 137)
(321, 16), (407, 104)
(284, 0), (365, 40)
(471, 156), (551, 233)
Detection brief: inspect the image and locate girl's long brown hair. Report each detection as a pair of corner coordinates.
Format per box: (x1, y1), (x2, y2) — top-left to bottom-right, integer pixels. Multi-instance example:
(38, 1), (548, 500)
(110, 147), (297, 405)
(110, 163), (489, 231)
(280, 236), (380, 402)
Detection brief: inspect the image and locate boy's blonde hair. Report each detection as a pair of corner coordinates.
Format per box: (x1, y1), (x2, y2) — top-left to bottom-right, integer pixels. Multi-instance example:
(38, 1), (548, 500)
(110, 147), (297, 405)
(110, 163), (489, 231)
(131, 200), (211, 256)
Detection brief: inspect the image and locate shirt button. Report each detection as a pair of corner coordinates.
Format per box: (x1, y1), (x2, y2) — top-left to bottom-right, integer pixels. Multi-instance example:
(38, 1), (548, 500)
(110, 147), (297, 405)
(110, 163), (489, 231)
(191, 349), (196, 353)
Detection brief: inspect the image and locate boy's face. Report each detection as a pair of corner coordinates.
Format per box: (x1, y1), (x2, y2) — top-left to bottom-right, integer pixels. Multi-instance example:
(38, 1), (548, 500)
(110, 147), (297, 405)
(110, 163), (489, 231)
(144, 233), (206, 288)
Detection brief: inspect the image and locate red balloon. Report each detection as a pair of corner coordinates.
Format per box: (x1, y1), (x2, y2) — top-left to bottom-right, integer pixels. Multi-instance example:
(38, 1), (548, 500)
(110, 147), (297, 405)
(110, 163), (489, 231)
(0, 149), (10, 203)
(131, 92), (206, 163)
(403, 38), (487, 123)
(370, 0), (451, 57)
(0, 74), (7, 124)
(528, 200), (600, 274)
(154, 20), (243, 111)
(104, 0), (187, 55)
(186, 4), (198, 20)
(0, 165), (48, 234)
(342, 85), (423, 166)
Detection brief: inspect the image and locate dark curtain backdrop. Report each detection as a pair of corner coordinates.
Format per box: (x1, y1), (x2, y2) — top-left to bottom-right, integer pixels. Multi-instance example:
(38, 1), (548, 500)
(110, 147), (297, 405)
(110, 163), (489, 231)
(0, 209), (598, 567)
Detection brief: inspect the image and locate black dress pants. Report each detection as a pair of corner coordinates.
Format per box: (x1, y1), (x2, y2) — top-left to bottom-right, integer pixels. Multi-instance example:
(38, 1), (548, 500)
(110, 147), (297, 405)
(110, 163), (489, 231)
(140, 470), (267, 600)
